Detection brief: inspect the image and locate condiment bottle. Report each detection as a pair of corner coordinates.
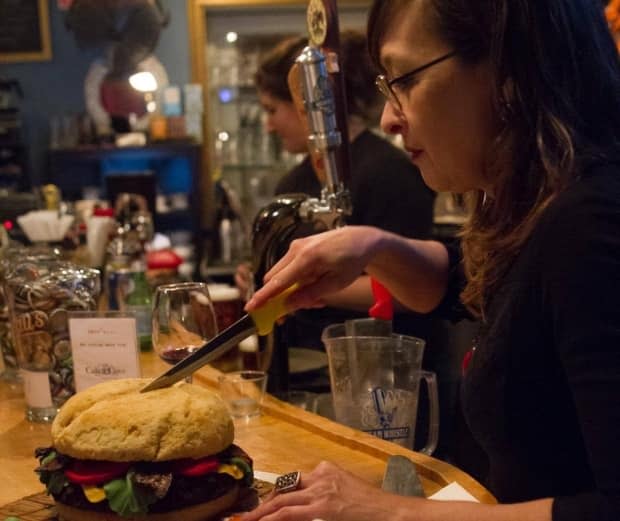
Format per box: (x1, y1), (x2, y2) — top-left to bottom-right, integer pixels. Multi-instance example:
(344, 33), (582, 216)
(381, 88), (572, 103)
(125, 262), (152, 352)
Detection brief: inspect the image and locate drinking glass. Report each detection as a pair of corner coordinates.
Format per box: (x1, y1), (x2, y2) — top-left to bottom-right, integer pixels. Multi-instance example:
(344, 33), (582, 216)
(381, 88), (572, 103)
(152, 282), (218, 381)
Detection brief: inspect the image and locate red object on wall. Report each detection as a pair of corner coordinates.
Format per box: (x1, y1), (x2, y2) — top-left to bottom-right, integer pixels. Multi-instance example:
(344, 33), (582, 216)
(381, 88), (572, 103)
(100, 77), (147, 118)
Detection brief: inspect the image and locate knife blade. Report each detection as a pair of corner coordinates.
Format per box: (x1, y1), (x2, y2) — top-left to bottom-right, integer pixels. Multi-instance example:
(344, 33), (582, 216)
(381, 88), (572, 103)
(381, 455), (425, 497)
(141, 284), (298, 393)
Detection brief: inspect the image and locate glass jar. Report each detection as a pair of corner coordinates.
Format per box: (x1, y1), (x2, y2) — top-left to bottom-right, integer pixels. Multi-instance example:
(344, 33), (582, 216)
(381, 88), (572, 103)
(5, 259), (100, 422)
(0, 245), (61, 382)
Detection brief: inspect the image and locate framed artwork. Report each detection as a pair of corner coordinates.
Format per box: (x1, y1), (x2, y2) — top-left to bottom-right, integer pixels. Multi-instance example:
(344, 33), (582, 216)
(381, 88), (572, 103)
(0, 0), (52, 63)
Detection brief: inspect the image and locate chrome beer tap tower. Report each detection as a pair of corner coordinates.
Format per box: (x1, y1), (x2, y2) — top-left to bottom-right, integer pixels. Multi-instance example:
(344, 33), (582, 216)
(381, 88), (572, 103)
(250, 0), (352, 391)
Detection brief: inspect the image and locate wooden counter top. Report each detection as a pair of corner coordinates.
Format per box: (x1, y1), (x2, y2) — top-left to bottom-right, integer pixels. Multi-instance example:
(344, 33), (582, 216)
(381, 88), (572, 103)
(0, 353), (495, 508)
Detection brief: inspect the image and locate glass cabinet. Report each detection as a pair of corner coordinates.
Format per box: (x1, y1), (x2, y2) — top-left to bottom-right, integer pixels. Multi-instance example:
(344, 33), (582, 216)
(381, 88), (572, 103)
(188, 1), (370, 266)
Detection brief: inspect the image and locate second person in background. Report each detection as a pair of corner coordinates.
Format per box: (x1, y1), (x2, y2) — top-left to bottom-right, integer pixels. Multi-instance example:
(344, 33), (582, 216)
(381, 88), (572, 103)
(236, 30), (437, 353)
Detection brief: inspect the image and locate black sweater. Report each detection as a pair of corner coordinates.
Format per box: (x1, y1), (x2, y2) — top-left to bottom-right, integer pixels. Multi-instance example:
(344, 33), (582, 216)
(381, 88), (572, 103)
(454, 159), (620, 520)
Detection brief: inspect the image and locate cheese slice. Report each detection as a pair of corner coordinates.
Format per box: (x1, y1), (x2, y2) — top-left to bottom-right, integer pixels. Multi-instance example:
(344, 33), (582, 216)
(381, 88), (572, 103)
(82, 485), (107, 503)
(217, 463), (244, 480)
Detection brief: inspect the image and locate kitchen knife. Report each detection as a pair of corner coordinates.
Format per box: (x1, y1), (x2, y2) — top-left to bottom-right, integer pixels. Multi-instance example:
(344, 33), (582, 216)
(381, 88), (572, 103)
(141, 284), (298, 393)
(381, 455), (425, 497)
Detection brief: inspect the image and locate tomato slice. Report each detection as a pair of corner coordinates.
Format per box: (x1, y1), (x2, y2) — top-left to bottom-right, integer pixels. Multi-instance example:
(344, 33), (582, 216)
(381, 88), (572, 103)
(64, 460), (131, 485)
(172, 456), (219, 477)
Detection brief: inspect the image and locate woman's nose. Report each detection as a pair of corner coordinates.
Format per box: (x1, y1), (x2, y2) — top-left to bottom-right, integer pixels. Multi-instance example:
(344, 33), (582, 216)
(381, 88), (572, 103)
(380, 101), (405, 136)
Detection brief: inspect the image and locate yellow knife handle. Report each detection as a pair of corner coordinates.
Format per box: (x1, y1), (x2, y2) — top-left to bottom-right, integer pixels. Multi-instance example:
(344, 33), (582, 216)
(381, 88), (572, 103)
(249, 283), (299, 335)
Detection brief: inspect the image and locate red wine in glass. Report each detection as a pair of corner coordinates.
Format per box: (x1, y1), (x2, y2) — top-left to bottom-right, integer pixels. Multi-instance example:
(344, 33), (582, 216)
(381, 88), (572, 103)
(159, 345), (204, 365)
(152, 282), (218, 383)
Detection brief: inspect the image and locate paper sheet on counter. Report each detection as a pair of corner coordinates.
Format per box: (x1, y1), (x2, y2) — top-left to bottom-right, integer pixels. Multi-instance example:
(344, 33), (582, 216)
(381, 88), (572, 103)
(428, 481), (479, 502)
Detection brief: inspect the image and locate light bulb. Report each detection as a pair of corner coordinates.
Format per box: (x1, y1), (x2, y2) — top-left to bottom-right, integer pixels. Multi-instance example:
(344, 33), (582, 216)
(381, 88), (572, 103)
(129, 71), (158, 92)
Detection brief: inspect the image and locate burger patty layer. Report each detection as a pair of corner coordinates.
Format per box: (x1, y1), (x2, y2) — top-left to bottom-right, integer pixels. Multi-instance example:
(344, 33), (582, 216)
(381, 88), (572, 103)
(36, 444), (252, 516)
(55, 470), (237, 513)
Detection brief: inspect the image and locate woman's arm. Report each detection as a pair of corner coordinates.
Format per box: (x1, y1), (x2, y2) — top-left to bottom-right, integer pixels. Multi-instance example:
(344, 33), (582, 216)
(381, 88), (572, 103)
(319, 275), (374, 311)
(245, 226), (450, 315)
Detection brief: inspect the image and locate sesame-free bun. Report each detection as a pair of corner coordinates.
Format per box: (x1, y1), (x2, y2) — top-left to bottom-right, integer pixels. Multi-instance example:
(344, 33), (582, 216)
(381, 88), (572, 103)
(51, 378), (234, 461)
(54, 484), (239, 521)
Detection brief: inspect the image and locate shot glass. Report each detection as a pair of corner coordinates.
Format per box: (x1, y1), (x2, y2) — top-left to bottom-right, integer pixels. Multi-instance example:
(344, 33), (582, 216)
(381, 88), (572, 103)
(217, 370), (267, 419)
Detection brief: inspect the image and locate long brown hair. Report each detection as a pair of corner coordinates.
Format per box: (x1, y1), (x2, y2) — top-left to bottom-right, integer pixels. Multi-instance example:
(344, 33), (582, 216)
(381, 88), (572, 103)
(369, 0), (620, 318)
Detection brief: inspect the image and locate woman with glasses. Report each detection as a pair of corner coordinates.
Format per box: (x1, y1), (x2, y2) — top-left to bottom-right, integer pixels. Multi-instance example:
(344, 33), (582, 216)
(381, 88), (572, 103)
(243, 1), (620, 520)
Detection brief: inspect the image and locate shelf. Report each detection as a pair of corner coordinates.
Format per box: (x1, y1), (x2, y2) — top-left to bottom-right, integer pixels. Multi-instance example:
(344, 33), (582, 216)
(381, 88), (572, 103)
(222, 163), (278, 171)
(48, 141), (200, 162)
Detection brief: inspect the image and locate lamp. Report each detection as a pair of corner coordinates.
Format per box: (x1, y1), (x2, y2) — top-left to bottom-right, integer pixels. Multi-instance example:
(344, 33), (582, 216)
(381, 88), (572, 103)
(129, 71), (158, 113)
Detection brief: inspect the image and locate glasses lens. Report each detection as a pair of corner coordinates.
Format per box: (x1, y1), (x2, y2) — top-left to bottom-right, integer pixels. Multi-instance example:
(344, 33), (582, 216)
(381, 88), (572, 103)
(375, 75), (401, 111)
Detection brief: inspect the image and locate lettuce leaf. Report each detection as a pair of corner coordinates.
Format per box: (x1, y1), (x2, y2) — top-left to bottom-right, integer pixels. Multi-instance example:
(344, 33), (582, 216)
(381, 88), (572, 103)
(47, 471), (69, 495)
(41, 451), (57, 466)
(230, 456), (253, 486)
(35, 449), (68, 495)
(104, 471), (158, 516)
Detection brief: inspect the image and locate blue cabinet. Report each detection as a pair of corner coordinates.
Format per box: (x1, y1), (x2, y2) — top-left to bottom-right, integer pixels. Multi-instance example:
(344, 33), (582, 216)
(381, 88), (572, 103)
(47, 142), (205, 272)
(48, 141), (201, 225)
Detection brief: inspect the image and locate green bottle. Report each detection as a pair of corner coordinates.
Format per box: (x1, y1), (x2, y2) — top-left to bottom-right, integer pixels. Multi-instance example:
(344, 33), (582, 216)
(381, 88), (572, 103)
(125, 269), (152, 352)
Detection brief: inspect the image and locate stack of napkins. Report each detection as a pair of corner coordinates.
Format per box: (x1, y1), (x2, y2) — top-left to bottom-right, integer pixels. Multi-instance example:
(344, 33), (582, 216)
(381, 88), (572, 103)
(17, 210), (74, 242)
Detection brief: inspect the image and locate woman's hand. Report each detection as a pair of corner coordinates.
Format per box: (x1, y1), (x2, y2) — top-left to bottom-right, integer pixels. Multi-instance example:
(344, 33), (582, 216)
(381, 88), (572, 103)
(241, 461), (416, 521)
(245, 226), (383, 313)
(241, 461), (554, 521)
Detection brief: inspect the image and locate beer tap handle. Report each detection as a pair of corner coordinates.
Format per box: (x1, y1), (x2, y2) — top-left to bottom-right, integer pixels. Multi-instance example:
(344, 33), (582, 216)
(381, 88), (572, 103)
(320, 2), (351, 186)
(287, 61), (328, 186)
(295, 45), (342, 194)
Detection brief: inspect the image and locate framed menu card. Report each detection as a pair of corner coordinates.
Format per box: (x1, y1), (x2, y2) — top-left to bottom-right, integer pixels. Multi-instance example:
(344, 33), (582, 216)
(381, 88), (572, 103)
(0, 0), (52, 63)
(69, 312), (142, 392)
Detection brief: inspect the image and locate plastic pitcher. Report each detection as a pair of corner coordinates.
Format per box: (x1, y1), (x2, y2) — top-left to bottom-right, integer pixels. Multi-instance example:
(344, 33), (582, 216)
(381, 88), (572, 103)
(322, 323), (439, 455)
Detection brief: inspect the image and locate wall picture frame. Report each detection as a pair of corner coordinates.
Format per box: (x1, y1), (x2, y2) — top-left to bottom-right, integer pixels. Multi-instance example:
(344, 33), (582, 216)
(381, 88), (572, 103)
(0, 0), (52, 63)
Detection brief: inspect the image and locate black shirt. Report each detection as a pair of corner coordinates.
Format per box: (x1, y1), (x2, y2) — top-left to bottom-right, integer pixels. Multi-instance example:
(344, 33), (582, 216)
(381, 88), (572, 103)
(275, 129), (435, 238)
(456, 159), (620, 520)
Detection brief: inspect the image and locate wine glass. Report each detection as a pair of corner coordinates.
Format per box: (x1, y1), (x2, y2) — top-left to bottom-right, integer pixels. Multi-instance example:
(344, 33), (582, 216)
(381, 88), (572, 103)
(152, 282), (218, 380)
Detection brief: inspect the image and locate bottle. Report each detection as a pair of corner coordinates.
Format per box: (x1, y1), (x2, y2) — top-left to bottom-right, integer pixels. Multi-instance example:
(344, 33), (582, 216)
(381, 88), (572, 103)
(104, 224), (133, 311)
(104, 196), (148, 311)
(219, 217), (232, 264)
(125, 267), (152, 352)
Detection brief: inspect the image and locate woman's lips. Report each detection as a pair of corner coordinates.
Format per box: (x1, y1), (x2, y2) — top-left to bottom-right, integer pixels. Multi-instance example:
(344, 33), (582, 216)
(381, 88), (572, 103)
(408, 148), (423, 161)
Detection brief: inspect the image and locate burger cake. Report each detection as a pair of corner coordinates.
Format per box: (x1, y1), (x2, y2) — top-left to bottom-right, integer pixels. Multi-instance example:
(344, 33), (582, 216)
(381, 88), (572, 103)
(35, 378), (254, 520)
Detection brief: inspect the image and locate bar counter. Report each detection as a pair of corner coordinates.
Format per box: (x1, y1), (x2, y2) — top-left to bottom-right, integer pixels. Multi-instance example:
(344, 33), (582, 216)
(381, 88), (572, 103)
(0, 352), (496, 509)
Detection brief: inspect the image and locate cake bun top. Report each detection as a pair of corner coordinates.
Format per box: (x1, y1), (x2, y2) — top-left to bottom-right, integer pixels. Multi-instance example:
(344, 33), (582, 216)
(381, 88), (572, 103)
(51, 378), (234, 462)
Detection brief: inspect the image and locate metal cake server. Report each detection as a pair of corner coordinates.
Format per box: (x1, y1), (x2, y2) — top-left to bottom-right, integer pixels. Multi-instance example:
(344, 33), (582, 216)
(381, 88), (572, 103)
(381, 455), (425, 497)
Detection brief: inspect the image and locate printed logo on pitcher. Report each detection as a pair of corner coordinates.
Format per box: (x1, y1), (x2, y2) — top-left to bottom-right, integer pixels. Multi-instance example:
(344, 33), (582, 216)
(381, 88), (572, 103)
(362, 388), (410, 442)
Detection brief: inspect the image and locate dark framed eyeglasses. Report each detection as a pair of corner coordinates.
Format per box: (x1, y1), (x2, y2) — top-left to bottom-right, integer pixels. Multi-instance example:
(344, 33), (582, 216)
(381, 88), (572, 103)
(375, 51), (457, 111)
